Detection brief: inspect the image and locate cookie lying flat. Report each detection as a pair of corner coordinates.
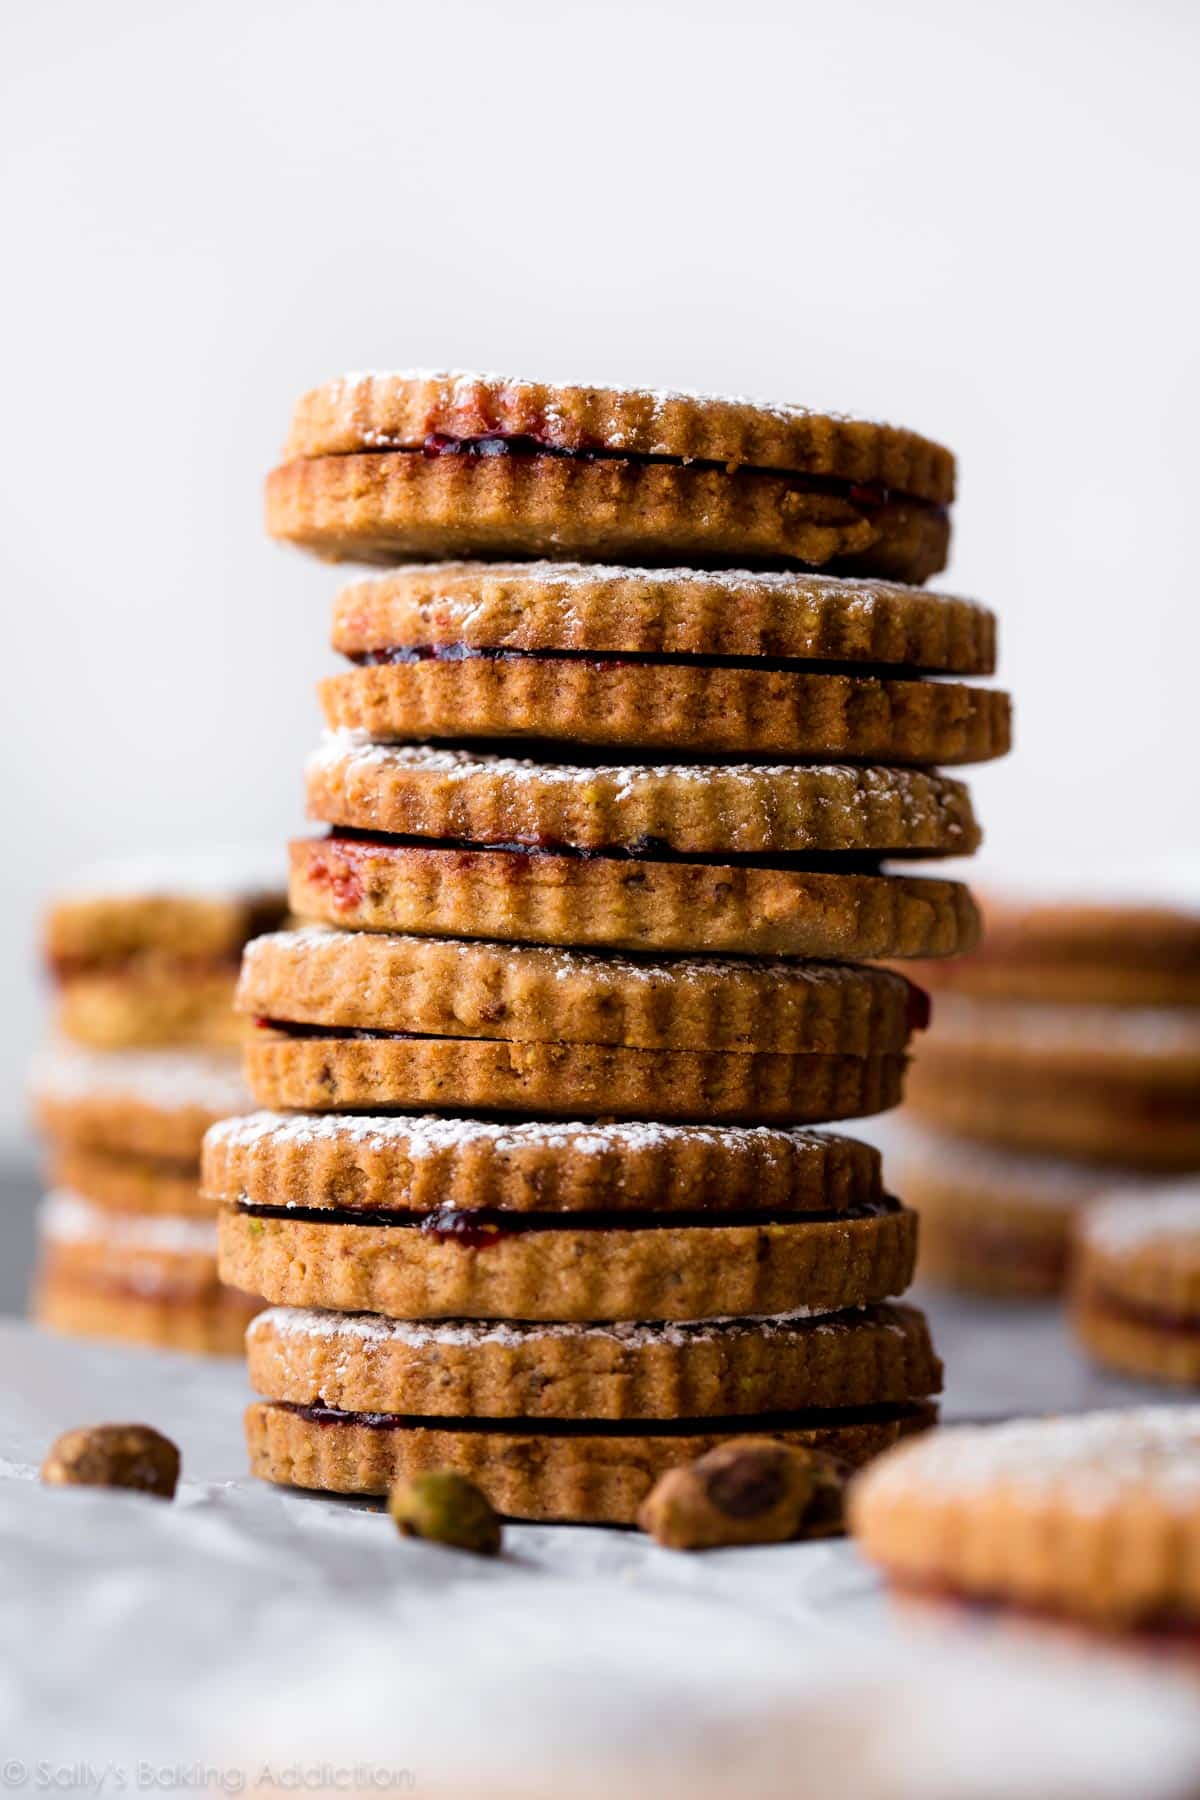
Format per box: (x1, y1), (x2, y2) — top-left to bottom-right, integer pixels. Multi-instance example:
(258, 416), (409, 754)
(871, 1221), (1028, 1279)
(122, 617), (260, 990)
(289, 834), (981, 961)
(850, 1407), (1200, 1629)
(44, 851), (286, 1050)
(235, 927), (922, 1056)
(330, 563), (995, 674)
(244, 1030), (905, 1124)
(870, 1122), (1126, 1299)
(247, 1398), (935, 1525)
(203, 1112), (882, 1217)
(31, 1046), (253, 1161)
(246, 1302), (941, 1421)
(910, 997), (1200, 1082)
(219, 1197), (916, 1322)
(1073, 1182), (1200, 1384)
(908, 892), (1200, 1007)
(48, 1143), (212, 1219)
(268, 372), (953, 580)
(905, 1055), (1200, 1170)
(33, 1190), (261, 1356)
(306, 733), (980, 857)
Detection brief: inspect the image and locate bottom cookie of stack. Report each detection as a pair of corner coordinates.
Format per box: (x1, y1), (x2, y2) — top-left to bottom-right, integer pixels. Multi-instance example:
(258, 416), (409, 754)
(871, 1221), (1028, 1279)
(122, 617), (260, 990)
(30, 1046), (263, 1354)
(244, 1304), (941, 1525)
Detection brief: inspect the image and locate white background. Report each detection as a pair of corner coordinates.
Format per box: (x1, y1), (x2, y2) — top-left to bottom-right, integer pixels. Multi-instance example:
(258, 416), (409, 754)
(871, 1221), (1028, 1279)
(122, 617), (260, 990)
(2, 0), (1197, 1151)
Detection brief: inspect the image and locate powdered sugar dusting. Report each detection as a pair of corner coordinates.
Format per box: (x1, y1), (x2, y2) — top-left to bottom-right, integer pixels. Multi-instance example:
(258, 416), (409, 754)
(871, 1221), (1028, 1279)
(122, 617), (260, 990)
(310, 729), (957, 794)
(31, 1044), (252, 1113)
(249, 1302), (855, 1351)
(39, 1190), (218, 1256)
(1082, 1180), (1200, 1253)
(863, 1408), (1200, 1510)
(205, 1109), (854, 1160)
(242, 922), (887, 991)
(344, 560), (979, 606)
(933, 997), (1200, 1058)
(864, 1118), (1141, 1205)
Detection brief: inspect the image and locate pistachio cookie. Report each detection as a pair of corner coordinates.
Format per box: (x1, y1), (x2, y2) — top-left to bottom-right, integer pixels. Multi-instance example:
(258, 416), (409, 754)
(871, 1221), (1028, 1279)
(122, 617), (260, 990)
(1072, 1181), (1200, 1384)
(33, 1191), (261, 1355)
(319, 563), (1007, 762)
(267, 372), (953, 580)
(31, 1046), (253, 1162)
(869, 1121), (1120, 1299)
(236, 928), (920, 1123)
(44, 852), (286, 1049)
(203, 1112), (883, 1217)
(851, 1407), (1200, 1632)
(243, 1302), (940, 1523)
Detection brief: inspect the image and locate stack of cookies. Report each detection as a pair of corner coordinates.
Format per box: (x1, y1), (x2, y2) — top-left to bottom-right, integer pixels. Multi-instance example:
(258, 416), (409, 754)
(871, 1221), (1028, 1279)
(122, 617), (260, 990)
(30, 857), (285, 1353)
(885, 890), (1200, 1300)
(206, 370), (1010, 1524)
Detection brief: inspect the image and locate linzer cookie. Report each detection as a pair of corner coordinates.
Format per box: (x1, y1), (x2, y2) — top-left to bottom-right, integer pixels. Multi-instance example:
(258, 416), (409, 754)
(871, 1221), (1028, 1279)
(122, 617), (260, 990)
(245, 1301), (940, 1421)
(218, 1195), (917, 1322)
(870, 1121), (1122, 1299)
(851, 1407), (1200, 1631)
(31, 1046), (253, 1162)
(236, 927), (920, 1123)
(44, 852), (285, 1049)
(202, 1112), (883, 1217)
(267, 372), (953, 580)
(305, 733), (980, 857)
(1072, 1181), (1200, 1384)
(48, 1142), (211, 1219)
(290, 833), (980, 961)
(32, 1191), (261, 1356)
(320, 566), (1007, 763)
(241, 1303), (940, 1523)
(329, 563), (996, 674)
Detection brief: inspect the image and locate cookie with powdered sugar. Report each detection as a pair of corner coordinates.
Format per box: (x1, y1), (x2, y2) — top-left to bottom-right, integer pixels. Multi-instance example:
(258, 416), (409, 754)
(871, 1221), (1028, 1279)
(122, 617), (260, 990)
(217, 1194), (917, 1324)
(202, 1112), (881, 1217)
(267, 371), (952, 580)
(32, 1190), (261, 1356)
(851, 1406), (1200, 1631)
(44, 849), (286, 1051)
(31, 1045), (254, 1161)
(318, 563), (1008, 764)
(1073, 1179), (1200, 1384)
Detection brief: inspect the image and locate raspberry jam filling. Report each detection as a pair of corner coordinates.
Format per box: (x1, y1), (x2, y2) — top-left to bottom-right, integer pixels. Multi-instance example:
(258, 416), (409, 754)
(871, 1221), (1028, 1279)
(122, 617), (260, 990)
(408, 432), (943, 515)
(1086, 1288), (1200, 1337)
(46, 950), (243, 985)
(306, 826), (889, 875)
(278, 1397), (931, 1436)
(346, 644), (923, 678)
(897, 1581), (1200, 1650)
(236, 1197), (896, 1244)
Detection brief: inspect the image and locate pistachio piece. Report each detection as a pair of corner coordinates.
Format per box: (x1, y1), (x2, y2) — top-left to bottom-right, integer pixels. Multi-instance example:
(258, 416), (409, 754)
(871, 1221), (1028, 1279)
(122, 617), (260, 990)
(638, 1437), (826, 1549)
(389, 1471), (502, 1555)
(41, 1424), (180, 1499)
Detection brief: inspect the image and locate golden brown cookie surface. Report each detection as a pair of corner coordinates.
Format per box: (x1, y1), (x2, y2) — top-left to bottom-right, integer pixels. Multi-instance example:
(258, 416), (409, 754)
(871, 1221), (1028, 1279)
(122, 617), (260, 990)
(53, 962), (243, 1051)
(331, 563), (993, 672)
(1072, 1182), (1200, 1384)
(48, 1143), (210, 1218)
(247, 1396), (935, 1524)
(203, 1111), (881, 1217)
(850, 1407), (1200, 1627)
(289, 835), (980, 961)
(306, 734), (980, 857)
(284, 373), (955, 501)
(35, 1270), (260, 1356)
(44, 853), (285, 968)
(319, 659), (1009, 765)
(31, 1046), (254, 1161)
(246, 1301), (941, 1420)
(219, 1197), (916, 1322)
(235, 926), (920, 1055)
(244, 1030), (906, 1124)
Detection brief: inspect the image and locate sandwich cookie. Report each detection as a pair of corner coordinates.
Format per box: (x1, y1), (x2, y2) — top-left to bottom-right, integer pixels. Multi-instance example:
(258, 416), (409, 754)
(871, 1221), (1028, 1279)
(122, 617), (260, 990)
(267, 372), (953, 580)
(851, 1407), (1200, 1632)
(1073, 1181), (1200, 1384)
(31, 1046), (254, 1162)
(244, 1304), (940, 1523)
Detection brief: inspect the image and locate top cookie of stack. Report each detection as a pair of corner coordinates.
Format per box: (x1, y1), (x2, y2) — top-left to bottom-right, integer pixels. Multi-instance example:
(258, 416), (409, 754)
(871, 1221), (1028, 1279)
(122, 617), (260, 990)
(213, 372), (1006, 1525)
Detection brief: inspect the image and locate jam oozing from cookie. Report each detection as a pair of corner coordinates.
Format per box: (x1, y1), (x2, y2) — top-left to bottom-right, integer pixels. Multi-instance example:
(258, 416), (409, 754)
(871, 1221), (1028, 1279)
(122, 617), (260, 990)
(235, 1198), (895, 1237)
(279, 1397), (933, 1437)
